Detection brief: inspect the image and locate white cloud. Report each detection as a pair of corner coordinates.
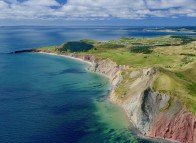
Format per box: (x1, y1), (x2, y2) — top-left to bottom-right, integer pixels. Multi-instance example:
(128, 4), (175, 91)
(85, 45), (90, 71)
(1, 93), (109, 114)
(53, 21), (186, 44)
(0, 0), (195, 20)
(146, 0), (196, 9)
(0, 1), (8, 9)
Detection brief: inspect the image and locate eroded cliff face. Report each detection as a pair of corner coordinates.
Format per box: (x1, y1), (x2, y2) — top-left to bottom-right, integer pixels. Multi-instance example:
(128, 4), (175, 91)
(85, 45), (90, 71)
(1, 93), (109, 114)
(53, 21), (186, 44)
(87, 57), (196, 143)
(149, 102), (196, 143)
(14, 46), (196, 143)
(89, 59), (128, 86)
(121, 68), (171, 135)
(25, 52), (195, 143)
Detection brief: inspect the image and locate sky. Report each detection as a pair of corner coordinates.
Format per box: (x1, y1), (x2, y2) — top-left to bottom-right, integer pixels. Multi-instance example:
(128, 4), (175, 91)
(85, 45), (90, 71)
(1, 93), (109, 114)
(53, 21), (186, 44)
(0, 0), (196, 26)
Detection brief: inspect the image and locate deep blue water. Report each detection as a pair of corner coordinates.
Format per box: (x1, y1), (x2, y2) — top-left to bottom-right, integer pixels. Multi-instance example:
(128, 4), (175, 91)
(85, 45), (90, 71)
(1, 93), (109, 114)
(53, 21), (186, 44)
(0, 26), (195, 53)
(0, 26), (195, 143)
(0, 53), (119, 142)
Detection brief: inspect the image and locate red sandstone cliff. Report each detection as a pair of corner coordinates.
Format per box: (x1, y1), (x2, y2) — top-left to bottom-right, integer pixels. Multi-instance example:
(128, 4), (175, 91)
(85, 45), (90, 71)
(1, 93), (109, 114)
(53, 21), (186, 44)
(12, 50), (196, 143)
(149, 106), (196, 143)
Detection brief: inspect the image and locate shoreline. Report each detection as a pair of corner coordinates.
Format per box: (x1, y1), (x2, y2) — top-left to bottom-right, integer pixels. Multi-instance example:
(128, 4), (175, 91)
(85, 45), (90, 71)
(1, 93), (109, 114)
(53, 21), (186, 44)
(36, 51), (114, 81)
(37, 52), (93, 66)
(36, 52), (142, 136)
(35, 51), (174, 143)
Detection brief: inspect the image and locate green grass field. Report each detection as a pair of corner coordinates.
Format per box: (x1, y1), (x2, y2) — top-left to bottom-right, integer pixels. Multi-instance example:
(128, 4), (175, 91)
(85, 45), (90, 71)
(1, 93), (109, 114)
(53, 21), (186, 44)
(38, 35), (196, 113)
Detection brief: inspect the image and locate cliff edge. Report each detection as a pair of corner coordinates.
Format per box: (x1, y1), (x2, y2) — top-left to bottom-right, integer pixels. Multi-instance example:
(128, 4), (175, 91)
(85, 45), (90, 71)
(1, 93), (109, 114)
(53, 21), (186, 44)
(88, 56), (196, 143)
(32, 52), (195, 143)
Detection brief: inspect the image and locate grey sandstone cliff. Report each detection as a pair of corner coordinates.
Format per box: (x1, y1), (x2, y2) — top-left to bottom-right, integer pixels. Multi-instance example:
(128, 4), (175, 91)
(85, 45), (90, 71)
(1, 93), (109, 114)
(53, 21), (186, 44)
(89, 59), (127, 86)
(87, 57), (196, 143)
(121, 68), (170, 135)
(14, 50), (196, 143)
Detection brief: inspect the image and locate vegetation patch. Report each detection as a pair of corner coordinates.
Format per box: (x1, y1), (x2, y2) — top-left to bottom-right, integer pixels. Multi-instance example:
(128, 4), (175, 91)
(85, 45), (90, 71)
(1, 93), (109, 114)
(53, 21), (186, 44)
(171, 36), (196, 44)
(153, 67), (196, 113)
(130, 45), (153, 54)
(99, 43), (125, 49)
(181, 57), (194, 65)
(37, 36), (196, 113)
(58, 41), (94, 52)
(180, 53), (196, 57)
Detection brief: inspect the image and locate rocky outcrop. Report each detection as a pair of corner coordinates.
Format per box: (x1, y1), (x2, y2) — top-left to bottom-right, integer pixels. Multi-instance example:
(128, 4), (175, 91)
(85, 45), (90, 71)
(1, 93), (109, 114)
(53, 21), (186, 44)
(13, 50), (196, 143)
(123, 89), (170, 134)
(89, 59), (127, 86)
(149, 103), (196, 143)
(121, 68), (170, 134)
(87, 58), (196, 143)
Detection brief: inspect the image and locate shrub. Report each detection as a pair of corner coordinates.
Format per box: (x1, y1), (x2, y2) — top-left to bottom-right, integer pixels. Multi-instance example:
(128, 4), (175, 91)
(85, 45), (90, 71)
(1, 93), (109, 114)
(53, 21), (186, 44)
(100, 43), (125, 49)
(58, 41), (93, 52)
(130, 45), (153, 54)
(171, 36), (196, 44)
(181, 57), (193, 65)
(180, 53), (196, 57)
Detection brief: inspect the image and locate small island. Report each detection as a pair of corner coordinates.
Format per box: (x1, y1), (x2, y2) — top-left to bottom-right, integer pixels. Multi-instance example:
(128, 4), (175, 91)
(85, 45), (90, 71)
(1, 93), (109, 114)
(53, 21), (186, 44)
(14, 35), (196, 143)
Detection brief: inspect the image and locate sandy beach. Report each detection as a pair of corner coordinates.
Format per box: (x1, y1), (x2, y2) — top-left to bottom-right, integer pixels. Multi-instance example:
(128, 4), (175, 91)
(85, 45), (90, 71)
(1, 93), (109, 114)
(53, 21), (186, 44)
(37, 51), (93, 66)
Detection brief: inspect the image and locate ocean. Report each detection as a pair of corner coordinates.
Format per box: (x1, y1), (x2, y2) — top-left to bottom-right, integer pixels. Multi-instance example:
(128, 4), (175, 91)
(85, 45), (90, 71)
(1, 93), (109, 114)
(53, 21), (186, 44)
(0, 26), (195, 143)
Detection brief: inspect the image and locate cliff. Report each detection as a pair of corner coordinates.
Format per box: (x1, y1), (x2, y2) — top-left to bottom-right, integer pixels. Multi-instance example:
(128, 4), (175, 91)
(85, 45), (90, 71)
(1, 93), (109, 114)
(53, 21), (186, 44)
(85, 55), (196, 143)
(12, 50), (196, 143)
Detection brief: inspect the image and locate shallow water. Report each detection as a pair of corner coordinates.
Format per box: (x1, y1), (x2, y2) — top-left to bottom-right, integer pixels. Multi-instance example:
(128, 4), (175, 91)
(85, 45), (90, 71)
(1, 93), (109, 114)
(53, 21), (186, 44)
(0, 26), (189, 142)
(0, 53), (138, 143)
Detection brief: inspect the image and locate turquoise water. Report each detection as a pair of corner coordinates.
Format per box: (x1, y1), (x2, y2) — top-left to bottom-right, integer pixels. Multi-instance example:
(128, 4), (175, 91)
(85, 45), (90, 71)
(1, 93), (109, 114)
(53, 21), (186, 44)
(0, 53), (144, 143)
(0, 26), (191, 142)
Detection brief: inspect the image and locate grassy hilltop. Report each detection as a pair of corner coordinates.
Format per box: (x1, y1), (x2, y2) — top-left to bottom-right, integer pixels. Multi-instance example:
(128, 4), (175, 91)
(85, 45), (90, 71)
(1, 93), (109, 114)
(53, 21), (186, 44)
(38, 36), (196, 113)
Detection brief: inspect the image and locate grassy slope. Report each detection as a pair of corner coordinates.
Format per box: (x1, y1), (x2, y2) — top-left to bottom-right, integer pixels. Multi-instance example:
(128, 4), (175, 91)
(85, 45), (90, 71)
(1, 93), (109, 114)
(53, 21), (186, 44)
(153, 66), (196, 112)
(39, 36), (196, 113)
